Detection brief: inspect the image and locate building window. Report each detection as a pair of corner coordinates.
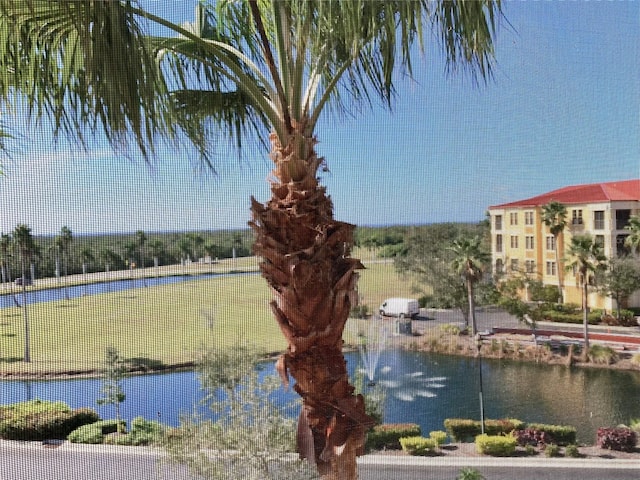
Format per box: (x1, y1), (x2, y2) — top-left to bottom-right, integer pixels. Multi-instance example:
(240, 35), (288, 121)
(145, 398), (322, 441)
(595, 235), (605, 248)
(494, 215), (502, 231)
(572, 209), (583, 225)
(525, 236), (534, 250)
(546, 261), (557, 276)
(524, 211), (534, 225)
(495, 259), (504, 274)
(510, 259), (519, 272)
(525, 260), (535, 273)
(546, 236), (556, 251)
(510, 236), (518, 249)
(510, 212), (518, 226)
(495, 234), (503, 253)
(616, 209), (631, 230)
(593, 211), (605, 230)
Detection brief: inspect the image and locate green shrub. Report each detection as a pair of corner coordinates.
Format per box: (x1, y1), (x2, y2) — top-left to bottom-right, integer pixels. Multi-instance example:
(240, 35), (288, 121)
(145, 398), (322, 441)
(349, 305), (369, 319)
(544, 444), (560, 457)
(68, 420), (124, 444)
(597, 427), (638, 452)
(0, 401), (100, 441)
(366, 423), (421, 450)
(444, 418), (523, 442)
(440, 324), (462, 336)
(429, 430), (448, 446)
(105, 417), (165, 446)
(565, 444), (581, 458)
(456, 468), (486, 480)
(400, 436), (439, 456)
(588, 345), (618, 365)
(475, 434), (517, 456)
(523, 423), (577, 446)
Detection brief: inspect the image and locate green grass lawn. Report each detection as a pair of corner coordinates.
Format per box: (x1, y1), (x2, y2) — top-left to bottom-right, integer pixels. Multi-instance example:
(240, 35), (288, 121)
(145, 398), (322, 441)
(0, 260), (419, 375)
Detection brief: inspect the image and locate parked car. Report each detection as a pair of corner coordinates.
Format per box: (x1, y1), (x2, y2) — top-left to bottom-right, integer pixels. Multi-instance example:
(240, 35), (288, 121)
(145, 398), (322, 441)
(379, 298), (419, 319)
(14, 277), (32, 286)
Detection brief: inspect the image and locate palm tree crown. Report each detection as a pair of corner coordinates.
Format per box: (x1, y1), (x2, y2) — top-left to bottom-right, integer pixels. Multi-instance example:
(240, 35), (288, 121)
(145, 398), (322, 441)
(624, 215), (640, 255)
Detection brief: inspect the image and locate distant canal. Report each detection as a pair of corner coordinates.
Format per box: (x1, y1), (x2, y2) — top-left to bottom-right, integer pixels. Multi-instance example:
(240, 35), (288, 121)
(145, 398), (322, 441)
(2, 350), (639, 444)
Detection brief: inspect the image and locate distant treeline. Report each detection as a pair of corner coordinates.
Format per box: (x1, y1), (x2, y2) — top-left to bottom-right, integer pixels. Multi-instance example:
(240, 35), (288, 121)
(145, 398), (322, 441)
(2, 229), (254, 280)
(2, 223), (487, 281)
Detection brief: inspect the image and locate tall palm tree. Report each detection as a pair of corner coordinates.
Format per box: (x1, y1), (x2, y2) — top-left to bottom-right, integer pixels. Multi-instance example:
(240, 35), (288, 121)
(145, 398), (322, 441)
(0, 2), (502, 476)
(565, 234), (607, 352)
(449, 236), (490, 337)
(55, 226), (73, 300)
(0, 232), (19, 306)
(541, 201), (568, 303)
(13, 224), (37, 362)
(624, 214), (640, 255)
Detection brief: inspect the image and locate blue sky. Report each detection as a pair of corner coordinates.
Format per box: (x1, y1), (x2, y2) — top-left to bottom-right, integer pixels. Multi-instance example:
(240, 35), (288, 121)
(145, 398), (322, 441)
(1, 1), (638, 236)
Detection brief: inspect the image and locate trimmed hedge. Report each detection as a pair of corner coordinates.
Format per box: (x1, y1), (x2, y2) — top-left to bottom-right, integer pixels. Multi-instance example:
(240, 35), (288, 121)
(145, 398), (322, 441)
(0, 401), (99, 441)
(524, 423), (576, 446)
(68, 420), (125, 444)
(400, 436), (439, 456)
(366, 423), (421, 450)
(475, 434), (517, 456)
(444, 418), (524, 442)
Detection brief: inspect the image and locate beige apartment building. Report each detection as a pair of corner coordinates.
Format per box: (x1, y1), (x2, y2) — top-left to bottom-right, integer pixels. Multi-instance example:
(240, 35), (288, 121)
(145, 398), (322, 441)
(488, 179), (640, 311)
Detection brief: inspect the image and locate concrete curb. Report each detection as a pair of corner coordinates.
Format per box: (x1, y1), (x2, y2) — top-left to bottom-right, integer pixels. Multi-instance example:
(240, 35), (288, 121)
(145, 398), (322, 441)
(2, 441), (638, 470)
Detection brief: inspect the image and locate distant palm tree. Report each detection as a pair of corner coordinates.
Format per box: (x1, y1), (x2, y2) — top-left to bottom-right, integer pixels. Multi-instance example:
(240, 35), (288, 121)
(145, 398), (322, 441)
(136, 230), (148, 287)
(565, 234), (607, 352)
(80, 247), (94, 295)
(449, 236), (490, 337)
(541, 201), (568, 303)
(13, 224), (37, 362)
(55, 226), (73, 300)
(624, 215), (640, 255)
(0, 232), (18, 306)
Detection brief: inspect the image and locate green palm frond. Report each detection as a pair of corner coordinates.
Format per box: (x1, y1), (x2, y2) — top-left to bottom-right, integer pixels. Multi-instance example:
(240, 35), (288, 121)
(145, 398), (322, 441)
(0, 0), (172, 159)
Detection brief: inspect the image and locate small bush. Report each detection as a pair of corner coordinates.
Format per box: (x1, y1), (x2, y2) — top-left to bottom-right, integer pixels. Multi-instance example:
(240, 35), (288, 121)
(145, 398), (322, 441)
(429, 430), (448, 446)
(366, 423), (421, 450)
(106, 417), (165, 446)
(588, 345), (618, 365)
(400, 436), (439, 456)
(597, 427), (638, 452)
(524, 423), (577, 446)
(0, 401), (100, 441)
(68, 420), (124, 444)
(544, 444), (560, 457)
(565, 444), (581, 458)
(456, 468), (486, 480)
(512, 428), (553, 448)
(475, 434), (517, 456)
(440, 324), (462, 336)
(350, 305), (369, 319)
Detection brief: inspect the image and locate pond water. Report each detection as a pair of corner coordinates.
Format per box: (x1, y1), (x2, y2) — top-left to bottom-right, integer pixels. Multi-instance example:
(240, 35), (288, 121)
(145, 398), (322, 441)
(3, 350), (639, 443)
(0, 272), (256, 308)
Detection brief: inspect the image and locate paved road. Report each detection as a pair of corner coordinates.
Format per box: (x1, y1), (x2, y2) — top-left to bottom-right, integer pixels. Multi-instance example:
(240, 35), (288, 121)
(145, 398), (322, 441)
(2, 441), (639, 480)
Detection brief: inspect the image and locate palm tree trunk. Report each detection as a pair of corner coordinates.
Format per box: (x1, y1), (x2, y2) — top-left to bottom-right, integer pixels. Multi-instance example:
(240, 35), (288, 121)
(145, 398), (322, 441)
(554, 236), (563, 303)
(467, 280), (477, 337)
(582, 280), (590, 353)
(20, 258), (30, 363)
(250, 130), (373, 479)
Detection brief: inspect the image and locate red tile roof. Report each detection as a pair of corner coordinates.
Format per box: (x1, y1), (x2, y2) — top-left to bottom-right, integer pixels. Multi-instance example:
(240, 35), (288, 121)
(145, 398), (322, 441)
(489, 179), (640, 209)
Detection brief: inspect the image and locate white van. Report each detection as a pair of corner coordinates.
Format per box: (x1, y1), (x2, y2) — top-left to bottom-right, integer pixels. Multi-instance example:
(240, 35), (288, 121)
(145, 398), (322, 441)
(379, 298), (420, 319)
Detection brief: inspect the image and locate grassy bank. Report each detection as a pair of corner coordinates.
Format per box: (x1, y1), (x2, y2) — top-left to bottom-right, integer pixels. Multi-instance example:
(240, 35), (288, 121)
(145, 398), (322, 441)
(0, 260), (418, 376)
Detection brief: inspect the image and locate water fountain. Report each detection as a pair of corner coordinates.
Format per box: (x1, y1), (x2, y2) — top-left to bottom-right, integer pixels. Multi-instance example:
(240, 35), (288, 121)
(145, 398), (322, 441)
(353, 314), (390, 385)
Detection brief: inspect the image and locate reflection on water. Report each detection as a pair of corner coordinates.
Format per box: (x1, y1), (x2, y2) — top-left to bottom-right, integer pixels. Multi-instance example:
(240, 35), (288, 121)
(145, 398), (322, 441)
(2, 350), (639, 443)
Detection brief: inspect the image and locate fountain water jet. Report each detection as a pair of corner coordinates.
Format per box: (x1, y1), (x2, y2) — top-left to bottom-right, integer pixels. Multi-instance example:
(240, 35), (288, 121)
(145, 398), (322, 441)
(355, 315), (390, 385)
